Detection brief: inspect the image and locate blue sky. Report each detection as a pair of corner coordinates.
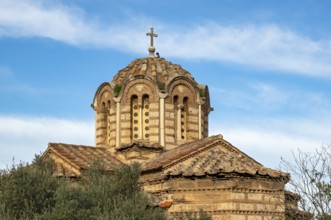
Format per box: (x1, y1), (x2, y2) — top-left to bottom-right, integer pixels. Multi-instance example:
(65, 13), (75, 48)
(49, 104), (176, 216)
(0, 0), (331, 169)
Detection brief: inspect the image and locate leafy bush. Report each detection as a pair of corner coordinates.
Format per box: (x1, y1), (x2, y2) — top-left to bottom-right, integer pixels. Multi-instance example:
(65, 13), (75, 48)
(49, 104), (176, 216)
(0, 157), (165, 220)
(0, 156), (60, 219)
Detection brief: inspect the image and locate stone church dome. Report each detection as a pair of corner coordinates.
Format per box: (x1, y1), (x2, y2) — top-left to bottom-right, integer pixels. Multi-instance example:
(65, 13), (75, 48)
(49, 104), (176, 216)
(111, 57), (197, 87)
(92, 27), (212, 159)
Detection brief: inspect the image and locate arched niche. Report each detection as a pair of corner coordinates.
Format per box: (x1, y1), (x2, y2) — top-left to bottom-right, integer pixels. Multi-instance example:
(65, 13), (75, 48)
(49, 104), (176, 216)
(92, 83), (115, 112)
(121, 78), (157, 104)
(167, 78), (198, 107)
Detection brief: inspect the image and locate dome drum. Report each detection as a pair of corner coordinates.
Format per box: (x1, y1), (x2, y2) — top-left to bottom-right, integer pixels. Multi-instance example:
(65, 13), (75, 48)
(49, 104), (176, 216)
(92, 57), (211, 155)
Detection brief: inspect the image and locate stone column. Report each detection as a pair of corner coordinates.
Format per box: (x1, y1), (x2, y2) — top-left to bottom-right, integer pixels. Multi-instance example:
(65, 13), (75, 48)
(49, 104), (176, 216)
(113, 97), (121, 147)
(158, 93), (168, 147)
(197, 99), (205, 139)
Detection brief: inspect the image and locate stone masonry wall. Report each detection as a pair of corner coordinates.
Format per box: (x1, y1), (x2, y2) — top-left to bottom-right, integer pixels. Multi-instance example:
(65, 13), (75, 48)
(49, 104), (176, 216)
(142, 176), (286, 220)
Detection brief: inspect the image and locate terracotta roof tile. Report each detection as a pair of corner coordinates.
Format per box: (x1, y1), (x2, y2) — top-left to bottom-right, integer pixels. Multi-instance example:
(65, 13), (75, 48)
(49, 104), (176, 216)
(142, 135), (289, 180)
(142, 135), (223, 171)
(45, 136), (288, 180)
(112, 57), (196, 86)
(46, 143), (123, 171)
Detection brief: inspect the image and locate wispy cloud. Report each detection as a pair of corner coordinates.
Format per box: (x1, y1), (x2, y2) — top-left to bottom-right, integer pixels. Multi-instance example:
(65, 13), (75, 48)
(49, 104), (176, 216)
(209, 81), (331, 168)
(0, 83), (44, 96)
(210, 116), (331, 169)
(247, 82), (289, 107)
(0, 1), (331, 77)
(0, 66), (46, 96)
(0, 66), (13, 77)
(0, 0), (146, 48)
(0, 0), (330, 171)
(161, 24), (331, 77)
(0, 115), (94, 168)
(211, 82), (331, 114)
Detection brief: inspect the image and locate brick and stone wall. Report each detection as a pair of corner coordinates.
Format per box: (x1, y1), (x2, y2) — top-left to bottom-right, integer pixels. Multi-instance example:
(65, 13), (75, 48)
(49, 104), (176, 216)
(141, 175), (287, 220)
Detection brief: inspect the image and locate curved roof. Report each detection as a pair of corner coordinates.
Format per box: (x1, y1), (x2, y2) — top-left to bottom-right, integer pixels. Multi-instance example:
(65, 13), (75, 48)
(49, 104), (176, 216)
(111, 57), (196, 85)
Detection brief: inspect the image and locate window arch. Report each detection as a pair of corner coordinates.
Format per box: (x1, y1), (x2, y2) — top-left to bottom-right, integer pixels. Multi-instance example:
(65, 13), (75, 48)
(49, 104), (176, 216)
(131, 95), (139, 140)
(173, 95), (179, 140)
(173, 95), (188, 142)
(173, 95), (179, 107)
(142, 94), (150, 139)
(181, 97), (188, 141)
(131, 94), (150, 141)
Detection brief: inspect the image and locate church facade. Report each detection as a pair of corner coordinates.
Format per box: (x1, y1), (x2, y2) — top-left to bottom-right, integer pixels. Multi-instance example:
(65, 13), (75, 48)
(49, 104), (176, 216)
(42, 28), (308, 219)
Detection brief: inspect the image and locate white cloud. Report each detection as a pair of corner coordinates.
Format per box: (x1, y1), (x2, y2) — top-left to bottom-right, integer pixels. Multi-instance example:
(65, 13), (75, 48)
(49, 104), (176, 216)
(0, 113), (329, 174)
(0, 0), (146, 48)
(210, 116), (331, 169)
(0, 1), (331, 77)
(211, 81), (331, 114)
(209, 81), (331, 168)
(0, 115), (94, 169)
(247, 82), (289, 107)
(160, 24), (331, 77)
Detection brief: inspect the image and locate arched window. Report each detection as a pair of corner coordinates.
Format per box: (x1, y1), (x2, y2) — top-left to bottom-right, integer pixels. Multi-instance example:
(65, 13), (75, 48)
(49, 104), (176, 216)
(142, 94), (150, 139)
(131, 95), (139, 140)
(173, 95), (188, 142)
(130, 94), (151, 141)
(173, 95), (179, 140)
(174, 96), (178, 108)
(181, 97), (188, 141)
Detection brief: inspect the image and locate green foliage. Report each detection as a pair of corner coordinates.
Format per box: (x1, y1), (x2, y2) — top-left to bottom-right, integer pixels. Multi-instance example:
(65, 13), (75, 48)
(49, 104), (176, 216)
(199, 89), (205, 98)
(38, 184), (95, 220)
(319, 215), (331, 220)
(0, 156), (60, 219)
(158, 82), (165, 91)
(113, 84), (122, 96)
(0, 158), (165, 220)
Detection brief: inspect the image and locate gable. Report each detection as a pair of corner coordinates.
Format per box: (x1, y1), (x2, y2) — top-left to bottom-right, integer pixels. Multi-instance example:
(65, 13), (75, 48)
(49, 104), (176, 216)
(42, 143), (123, 177)
(142, 135), (289, 180)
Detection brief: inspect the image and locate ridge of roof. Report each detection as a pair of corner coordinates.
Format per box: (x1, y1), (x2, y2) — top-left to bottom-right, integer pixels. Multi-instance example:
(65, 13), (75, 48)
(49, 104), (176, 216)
(116, 140), (164, 151)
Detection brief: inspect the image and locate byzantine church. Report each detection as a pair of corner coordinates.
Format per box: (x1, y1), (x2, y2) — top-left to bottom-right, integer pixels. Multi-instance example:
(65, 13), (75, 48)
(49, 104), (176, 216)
(42, 28), (308, 219)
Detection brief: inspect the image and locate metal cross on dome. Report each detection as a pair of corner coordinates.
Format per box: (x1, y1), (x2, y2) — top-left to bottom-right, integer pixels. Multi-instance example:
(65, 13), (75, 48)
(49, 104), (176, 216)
(146, 27), (158, 57)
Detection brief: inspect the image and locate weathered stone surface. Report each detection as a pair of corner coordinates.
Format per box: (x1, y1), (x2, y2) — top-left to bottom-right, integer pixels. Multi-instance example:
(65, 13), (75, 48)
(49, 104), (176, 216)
(42, 52), (309, 219)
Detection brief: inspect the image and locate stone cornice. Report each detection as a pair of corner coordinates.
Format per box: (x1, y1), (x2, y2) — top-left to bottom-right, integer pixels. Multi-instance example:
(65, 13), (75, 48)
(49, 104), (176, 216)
(169, 210), (285, 217)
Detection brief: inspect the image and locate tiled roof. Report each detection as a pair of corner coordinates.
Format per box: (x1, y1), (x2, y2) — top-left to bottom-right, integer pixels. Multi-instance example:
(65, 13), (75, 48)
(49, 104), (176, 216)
(142, 135), (224, 171)
(142, 135), (289, 180)
(112, 57), (196, 85)
(116, 140), (164, 151)
(43, 135), (289, 180)
(45, 143), (123, 171)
